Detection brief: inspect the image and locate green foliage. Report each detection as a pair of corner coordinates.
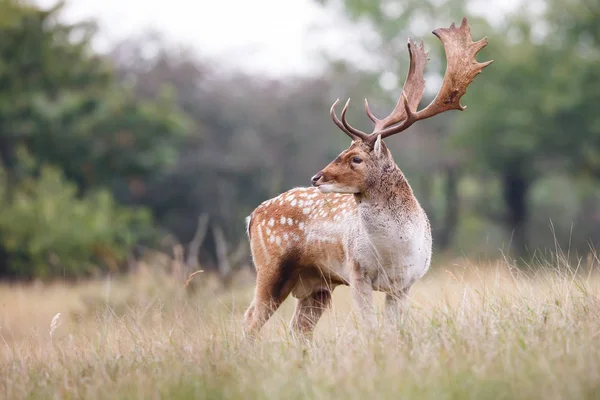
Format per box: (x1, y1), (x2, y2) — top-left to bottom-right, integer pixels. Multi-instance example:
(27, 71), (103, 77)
(453, 31), (549, 177)
(0, 0), (110, 126)
(27, 86), (191, 192)
(542, 0), (600, 176)
(0, 0), (190, 192)
(0, 159), (152, 279)
(0, 1), (191, 278)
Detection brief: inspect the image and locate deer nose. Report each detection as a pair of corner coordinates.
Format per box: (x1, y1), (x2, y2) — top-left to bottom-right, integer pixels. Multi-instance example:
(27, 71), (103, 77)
(311, 171), (323, 186)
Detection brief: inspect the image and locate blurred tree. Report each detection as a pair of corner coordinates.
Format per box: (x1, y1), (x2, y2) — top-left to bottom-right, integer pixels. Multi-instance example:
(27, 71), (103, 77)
(543, 0), (600, 177)
(0, 1), (190, 278)
(454, 1), (600, 258)
(451, 15), (552, 259)
(0, 0), (107, 190)
(0, 2), (190, 198)
(0, 152), (152, 279)
(26, 87), (190, 199)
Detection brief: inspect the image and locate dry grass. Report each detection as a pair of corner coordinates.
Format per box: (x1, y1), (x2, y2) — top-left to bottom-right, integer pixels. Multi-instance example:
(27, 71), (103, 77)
(2, 258), (600, 399)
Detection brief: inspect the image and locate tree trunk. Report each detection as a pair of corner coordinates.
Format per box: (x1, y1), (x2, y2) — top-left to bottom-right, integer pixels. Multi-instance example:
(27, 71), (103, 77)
(501, 171), (530, 260)
(418, 174), (434, 219)
(186, 213), (209, 270)
(437, 167), (459, 250)
(0, 134), (15, 200)
(0, 132), (14, 277)
(0, 238), (9, 279)
(213, 223), (232, 282)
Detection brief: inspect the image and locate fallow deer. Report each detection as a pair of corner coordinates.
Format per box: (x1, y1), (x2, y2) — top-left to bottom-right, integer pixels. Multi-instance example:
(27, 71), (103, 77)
(243, 17), (492, 338)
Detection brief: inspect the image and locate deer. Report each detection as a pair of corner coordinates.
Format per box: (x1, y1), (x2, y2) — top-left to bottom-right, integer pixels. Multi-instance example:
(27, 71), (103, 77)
(243, 17), (492, 339)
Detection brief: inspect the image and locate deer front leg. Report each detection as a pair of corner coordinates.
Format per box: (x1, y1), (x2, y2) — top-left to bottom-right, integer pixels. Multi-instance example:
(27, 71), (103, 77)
(385, 285), (411, 327)
(349, 261), (377, 330)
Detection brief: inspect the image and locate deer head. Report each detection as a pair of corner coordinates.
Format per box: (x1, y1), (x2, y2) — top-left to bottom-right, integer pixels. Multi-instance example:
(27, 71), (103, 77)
(310, 135), (393, 194)
(312, 17), (493, 194)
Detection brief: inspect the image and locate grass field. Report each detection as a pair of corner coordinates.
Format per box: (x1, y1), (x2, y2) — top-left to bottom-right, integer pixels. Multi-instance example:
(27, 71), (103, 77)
(2, 256), (600, 399)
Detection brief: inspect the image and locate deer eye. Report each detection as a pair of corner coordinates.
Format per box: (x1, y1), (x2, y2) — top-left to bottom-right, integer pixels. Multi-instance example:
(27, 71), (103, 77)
(351, 156), (363, 164)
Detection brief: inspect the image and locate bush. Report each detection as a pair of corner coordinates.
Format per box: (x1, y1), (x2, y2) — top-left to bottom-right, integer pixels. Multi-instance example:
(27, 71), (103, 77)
(0, 164), (153, 279)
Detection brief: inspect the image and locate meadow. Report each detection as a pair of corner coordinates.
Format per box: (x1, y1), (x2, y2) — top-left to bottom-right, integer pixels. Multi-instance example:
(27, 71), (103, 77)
(2, 254), (600, 400)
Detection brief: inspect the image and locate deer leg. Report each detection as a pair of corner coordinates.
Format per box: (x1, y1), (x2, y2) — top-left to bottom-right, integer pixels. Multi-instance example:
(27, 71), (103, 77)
(290, 289), (332, 340)
(349, 262), (377, 330)
(243, 261), (298, 339)
(384, 285), (411, 327)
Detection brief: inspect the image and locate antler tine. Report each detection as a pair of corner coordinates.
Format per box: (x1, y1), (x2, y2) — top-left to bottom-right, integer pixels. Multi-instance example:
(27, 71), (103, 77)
(375, 17), (493, 141)
(330, 99), (370, 141)
(330, 99), (357, 140)
(340, 99), (371, 140)
(364, 99), (378, 123)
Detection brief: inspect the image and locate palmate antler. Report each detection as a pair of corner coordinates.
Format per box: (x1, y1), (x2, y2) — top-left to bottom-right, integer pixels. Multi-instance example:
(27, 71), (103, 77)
(331, 17), (493, 145)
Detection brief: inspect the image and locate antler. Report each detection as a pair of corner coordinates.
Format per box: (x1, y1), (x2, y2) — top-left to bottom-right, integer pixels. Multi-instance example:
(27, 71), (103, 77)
(367, 38), (429, 133)
(330, 99), (370, 142)
(330, 17), (493, 145)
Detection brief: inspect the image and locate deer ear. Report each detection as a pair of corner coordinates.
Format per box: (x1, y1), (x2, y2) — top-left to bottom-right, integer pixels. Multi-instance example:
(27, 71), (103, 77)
(373, 134), (383, 157)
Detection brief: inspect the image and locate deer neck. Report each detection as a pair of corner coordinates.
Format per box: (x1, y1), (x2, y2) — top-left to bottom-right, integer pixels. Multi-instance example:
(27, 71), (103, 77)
(354, 164), (417, 223)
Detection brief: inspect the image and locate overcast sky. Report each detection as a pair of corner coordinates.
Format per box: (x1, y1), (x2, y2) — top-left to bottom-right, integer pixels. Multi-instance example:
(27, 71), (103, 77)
(35, 0), (358, 77)
(35, 0), (523, 77)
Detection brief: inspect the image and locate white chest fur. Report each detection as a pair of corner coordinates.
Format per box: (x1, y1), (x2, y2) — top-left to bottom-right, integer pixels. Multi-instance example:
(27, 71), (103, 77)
(349, 204), (431, 293)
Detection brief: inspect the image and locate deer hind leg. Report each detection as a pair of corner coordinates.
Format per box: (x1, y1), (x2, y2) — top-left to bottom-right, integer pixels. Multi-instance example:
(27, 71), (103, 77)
(290, 289), (332, 340)
(243, 258), (298, 339)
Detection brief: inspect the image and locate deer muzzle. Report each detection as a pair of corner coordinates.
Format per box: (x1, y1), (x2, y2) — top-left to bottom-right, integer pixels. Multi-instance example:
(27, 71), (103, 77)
(311, 171), (324, 186)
